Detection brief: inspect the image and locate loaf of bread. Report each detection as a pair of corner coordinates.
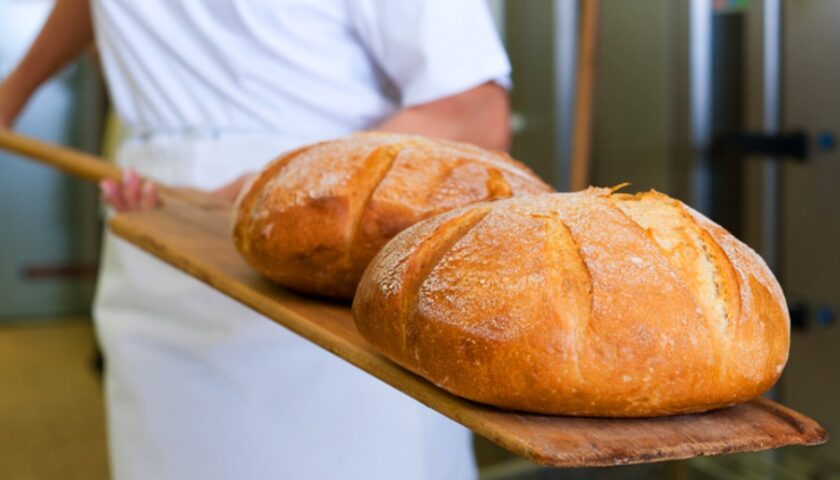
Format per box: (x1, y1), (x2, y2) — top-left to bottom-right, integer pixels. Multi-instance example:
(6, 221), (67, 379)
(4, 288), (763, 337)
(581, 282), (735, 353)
(233, 132), (552, 299)
(352, 188), (790, 417)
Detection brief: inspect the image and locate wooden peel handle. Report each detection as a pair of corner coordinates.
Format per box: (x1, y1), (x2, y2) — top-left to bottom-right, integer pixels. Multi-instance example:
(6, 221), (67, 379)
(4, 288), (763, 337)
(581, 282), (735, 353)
(0, 129), (231, 210)
(0, 129), (123, 183)
(570, 0), (599, 192)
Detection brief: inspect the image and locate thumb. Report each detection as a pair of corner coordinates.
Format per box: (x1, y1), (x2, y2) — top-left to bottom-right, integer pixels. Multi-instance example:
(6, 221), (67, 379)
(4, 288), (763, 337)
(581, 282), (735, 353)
(138, 181), (159, 210)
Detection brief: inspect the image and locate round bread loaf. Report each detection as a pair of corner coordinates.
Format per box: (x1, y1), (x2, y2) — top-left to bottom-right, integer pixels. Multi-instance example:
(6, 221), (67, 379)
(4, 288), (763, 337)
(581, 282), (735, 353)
(352, 188), (790, 417)
(233, 132), (552, 299)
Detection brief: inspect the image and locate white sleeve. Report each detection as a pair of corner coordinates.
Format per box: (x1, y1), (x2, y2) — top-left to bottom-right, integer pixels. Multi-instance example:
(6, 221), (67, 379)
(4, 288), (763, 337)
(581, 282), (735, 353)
(350, 0), (512, 107)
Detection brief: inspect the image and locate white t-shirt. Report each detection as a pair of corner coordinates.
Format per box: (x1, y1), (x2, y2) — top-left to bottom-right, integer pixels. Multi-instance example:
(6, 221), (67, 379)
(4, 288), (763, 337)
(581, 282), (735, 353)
(90, 0), (511, 140)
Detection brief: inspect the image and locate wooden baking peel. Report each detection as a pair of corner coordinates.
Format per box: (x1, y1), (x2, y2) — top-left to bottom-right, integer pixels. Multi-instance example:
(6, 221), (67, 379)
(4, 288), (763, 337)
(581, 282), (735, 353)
(0, 129), (827, 467)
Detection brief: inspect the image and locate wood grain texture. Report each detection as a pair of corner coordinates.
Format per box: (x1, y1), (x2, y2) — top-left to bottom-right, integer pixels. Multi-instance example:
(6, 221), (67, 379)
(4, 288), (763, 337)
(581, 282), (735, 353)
(0, 129), (122, 183)
(0, 129), (230, 211)
(570, 0), (600, 191)
(107, 194), (827, 467)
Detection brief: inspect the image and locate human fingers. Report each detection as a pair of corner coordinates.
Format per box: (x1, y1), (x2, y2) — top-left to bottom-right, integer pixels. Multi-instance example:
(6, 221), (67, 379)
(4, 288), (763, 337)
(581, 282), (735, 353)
(121, 169), (142, 209)
(100, 179), (127, 211)
(138, 180), (159, 210)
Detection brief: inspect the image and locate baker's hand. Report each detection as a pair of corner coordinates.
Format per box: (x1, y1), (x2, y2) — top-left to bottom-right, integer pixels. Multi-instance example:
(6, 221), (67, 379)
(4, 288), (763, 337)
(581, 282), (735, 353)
(100, 169), (159, 212)
(212, 173), (256, 204)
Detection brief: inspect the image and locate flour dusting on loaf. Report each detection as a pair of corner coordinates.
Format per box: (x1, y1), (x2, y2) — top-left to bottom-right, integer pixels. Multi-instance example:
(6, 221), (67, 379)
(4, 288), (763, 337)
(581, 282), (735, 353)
(233, 132), (552, 299)
(352, 188), (790, 417)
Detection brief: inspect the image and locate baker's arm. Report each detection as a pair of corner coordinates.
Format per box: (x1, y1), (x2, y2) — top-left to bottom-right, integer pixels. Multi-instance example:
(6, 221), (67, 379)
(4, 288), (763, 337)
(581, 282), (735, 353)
(210, 82), (512, 205)
(376, 82), (510, 151)
(101, 83), (512, 209)
(0, 0), (94, 128)
(0, 0), (145, 210)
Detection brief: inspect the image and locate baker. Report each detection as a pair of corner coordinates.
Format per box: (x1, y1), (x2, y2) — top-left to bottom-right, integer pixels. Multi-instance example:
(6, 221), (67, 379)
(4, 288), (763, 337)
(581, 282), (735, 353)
(0, 1), (511, 478)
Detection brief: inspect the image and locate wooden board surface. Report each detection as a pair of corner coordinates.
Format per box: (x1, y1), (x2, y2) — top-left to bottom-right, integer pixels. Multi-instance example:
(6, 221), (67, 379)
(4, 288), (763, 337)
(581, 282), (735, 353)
(108, 194), (828, 468)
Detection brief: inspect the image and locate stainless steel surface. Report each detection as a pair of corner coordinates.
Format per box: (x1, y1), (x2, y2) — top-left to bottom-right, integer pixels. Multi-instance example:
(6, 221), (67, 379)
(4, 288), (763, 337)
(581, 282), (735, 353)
(689, 0), (713, 214)
(778, 0), (840, 463)
(553, 0), (578, 191)
(761, 0), (781, 274)
(503, 0), (840, 475)
(504, 0), (561, 185)
(505, 0), (580, 190)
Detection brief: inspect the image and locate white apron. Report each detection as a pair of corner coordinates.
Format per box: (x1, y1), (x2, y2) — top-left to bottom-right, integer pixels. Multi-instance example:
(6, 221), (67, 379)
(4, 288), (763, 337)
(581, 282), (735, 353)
(93, 131), (477, 480)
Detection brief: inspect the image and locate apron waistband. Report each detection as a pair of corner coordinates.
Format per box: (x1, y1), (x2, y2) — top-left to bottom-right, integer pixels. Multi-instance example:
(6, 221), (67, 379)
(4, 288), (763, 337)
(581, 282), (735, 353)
(116, 130), (298, 189)
(124, 125), (283, 143)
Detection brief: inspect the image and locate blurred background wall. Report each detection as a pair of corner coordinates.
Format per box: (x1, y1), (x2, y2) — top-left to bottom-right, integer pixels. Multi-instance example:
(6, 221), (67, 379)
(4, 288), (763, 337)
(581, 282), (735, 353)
(0, 0), (104, 318)
(494, 0), (840, 478)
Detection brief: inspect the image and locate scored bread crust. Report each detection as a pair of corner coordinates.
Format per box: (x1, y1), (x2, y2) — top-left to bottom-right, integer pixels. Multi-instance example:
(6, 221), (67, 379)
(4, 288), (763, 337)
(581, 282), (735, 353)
(233, 132), (553, 299)
(352, 188), (790, 417)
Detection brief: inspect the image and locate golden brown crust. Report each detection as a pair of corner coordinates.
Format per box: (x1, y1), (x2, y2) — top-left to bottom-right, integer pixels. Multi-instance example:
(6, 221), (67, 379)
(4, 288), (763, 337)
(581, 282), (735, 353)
(233, 132), (553, 298)
(352, 189), (790, 417)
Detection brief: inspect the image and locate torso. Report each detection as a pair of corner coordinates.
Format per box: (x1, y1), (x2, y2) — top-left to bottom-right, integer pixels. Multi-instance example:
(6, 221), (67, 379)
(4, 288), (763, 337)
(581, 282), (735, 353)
(91, 0), (398, 138)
